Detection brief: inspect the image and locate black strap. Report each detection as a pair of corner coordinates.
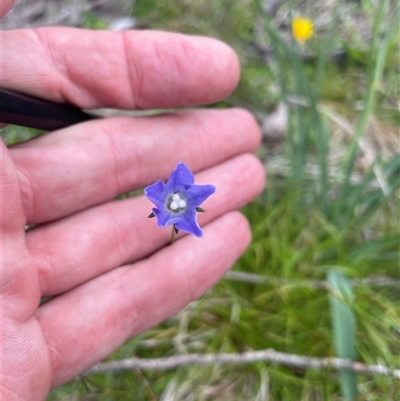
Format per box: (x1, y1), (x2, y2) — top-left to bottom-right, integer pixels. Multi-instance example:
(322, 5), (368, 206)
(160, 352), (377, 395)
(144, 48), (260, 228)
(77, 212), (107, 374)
(0, 88), (97, 131)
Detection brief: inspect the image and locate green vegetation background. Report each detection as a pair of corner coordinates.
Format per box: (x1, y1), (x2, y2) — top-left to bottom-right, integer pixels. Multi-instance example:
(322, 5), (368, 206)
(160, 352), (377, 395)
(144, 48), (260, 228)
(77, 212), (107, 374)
(2, 0), (399, 400)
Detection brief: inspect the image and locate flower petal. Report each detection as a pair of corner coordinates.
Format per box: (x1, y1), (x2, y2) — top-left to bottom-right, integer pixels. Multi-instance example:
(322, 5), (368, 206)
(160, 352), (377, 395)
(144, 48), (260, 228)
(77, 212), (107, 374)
(174, 208), (203, 237)
(185, 184), (216, 207)
(165, 162), (195, 193)
(144, 180), (166, 209)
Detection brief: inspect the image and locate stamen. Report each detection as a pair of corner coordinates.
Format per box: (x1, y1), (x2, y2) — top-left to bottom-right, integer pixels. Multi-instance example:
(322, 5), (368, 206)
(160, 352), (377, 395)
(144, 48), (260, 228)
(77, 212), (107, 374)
(170, 201), (179, 210)
(168, 192), (187, 211)
(172, 193), (181, 201)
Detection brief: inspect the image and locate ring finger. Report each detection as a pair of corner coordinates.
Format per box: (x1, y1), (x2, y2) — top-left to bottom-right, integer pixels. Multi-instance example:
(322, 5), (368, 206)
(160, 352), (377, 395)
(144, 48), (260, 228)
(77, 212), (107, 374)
(27, 154), (265, 296)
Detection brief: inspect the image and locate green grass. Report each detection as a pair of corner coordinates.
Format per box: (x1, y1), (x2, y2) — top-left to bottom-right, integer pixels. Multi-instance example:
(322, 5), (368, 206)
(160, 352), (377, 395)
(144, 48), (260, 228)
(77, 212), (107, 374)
(2, 0), (399, 400)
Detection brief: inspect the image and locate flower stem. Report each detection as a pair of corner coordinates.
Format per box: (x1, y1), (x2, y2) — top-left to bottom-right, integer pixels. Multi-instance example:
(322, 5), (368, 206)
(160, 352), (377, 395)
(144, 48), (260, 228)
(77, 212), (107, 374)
(170, 226), (176, 244)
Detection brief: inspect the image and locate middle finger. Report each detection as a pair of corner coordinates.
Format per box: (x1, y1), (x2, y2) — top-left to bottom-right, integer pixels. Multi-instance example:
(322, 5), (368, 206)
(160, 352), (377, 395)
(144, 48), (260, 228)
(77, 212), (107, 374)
(10, 108), (260, 224)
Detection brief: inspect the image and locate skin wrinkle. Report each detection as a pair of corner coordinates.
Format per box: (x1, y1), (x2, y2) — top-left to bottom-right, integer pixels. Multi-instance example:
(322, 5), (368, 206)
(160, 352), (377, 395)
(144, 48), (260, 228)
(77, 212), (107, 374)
(57, 42), (81, 105)
(175, 246), (198, 303)
(105, 203), (127, 269)
(32, 28), (123, 107)
(125, 130), (148, 191)
(2, 366), (44, 401)
(8, 323), (43, 373)
(196, 116), (210, 171)
(128, 211), (148, 264)
(42, 296), (92, 357)
(0, 144), (29, 235)
(150, 38), (176, 106)
(32, 29), (73, 103)
(75, 31), (122, 106)
(3, 256), (41, 321)
(122, 30), (140, 107)
(2, 30), (43, 96)
(2, 319), (50, 397)
(15, 165), (34, 225)
(120, 276), (141, 336)
(43, 337), (64, 381)
(186, 46), (209, 104)
(114, 289), (142, 352)
(34, 251), (55, 296)
(1, 383), (22, 401)
(164, 39), (187, 107)
(104, 128), (124, 197)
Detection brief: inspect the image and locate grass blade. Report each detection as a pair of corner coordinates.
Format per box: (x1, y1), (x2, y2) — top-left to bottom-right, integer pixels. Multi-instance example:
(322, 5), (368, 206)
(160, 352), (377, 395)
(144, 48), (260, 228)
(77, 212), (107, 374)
(334, 2), (399, 223)
(327, 270), (358, 400)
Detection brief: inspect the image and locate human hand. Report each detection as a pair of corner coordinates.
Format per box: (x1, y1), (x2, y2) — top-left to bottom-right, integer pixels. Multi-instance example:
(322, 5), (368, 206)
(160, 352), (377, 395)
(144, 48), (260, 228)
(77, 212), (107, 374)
(1, 1), (264, 400)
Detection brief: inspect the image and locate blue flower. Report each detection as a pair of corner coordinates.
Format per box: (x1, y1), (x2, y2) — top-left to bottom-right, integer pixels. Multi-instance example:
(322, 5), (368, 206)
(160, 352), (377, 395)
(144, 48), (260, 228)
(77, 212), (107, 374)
(144, 162), (216, 237)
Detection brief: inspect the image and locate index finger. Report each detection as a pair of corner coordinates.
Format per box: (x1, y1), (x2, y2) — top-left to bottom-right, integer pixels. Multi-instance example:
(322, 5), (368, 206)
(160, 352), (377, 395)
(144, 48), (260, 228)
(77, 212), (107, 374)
(1, 28), (240, 109)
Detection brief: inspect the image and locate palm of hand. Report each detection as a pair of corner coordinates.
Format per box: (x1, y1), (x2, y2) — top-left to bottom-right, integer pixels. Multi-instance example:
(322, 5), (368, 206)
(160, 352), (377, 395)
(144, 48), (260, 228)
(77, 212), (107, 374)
(1, 15), (263, 401)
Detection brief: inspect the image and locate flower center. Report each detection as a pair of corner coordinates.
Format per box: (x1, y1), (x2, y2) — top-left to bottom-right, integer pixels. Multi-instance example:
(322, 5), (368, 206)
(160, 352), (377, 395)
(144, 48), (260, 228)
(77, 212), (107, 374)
(167, 192), (187, 212)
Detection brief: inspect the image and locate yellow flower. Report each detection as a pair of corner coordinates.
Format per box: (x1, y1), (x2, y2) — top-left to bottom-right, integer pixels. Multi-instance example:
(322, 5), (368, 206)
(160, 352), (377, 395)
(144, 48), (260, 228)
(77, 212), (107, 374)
(292, 16), (314, 42)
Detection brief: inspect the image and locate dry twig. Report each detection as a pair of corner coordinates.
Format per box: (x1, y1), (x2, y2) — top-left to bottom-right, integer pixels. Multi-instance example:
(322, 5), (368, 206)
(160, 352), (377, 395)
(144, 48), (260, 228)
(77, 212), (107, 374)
(86, 349), (400, 378)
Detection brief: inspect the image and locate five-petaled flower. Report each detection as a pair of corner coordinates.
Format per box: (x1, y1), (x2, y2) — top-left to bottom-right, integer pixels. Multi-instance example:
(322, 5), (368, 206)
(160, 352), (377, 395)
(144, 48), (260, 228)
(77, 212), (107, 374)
(144, 162), (216, 237)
